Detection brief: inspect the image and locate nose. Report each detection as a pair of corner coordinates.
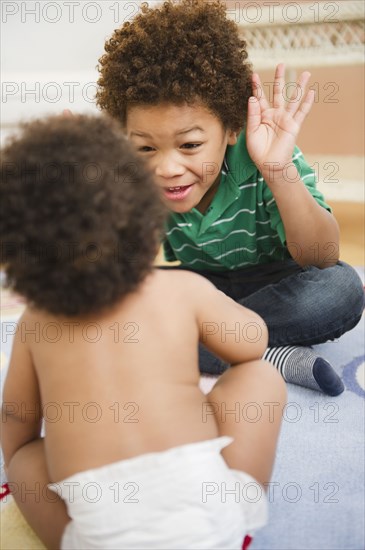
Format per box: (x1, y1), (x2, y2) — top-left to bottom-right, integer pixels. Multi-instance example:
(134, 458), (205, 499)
(155, 152), (185, 179)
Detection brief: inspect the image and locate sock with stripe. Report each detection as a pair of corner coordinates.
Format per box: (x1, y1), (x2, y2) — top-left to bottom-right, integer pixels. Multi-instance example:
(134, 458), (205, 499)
(263, 346), (344, 396)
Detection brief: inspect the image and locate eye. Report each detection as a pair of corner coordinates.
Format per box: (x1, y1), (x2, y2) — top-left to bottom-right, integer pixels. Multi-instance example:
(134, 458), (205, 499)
(181, 143), (201, 150)
(138, 146), (155, 153)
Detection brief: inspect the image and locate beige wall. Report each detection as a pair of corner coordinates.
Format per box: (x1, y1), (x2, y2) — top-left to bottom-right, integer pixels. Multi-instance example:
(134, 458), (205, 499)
(258, 65), (364, 156)
(223, 1), (364, 155)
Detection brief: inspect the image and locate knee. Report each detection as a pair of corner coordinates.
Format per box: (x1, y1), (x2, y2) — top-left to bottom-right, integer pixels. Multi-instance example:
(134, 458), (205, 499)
(240, 359), (287, 405)
(7, 439), (45, 483)
(332, 263), (365, 315)
(261, 360), (287, 403)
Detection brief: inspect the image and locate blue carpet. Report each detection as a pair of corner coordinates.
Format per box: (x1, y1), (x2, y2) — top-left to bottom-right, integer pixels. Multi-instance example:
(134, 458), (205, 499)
(252, 269), (365, 550)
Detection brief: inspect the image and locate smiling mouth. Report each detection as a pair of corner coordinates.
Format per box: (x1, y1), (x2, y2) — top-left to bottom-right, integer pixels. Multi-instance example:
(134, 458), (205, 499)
(166, 185), (191, 191)
(163, 184), (194, 201)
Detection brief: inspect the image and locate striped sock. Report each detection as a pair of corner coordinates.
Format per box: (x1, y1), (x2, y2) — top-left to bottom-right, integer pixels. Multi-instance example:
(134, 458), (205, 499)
(263, 346), (344, 396)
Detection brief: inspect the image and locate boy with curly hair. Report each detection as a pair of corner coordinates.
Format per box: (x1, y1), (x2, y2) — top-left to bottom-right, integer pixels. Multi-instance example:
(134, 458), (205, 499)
(1, 114), (286, 549)
(97, 0), (364, 396)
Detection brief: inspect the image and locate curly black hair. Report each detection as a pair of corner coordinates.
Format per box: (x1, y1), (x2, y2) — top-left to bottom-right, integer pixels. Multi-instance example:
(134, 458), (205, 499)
(97, 0), (252, 132)
(0, 115), (166, 317)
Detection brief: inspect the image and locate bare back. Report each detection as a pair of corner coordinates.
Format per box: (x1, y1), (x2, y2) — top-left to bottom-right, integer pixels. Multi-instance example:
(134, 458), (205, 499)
(21, 270), (218, 481)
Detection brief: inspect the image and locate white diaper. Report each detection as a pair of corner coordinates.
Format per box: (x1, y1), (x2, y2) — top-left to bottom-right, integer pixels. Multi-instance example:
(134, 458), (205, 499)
(49, 436), (267, 549)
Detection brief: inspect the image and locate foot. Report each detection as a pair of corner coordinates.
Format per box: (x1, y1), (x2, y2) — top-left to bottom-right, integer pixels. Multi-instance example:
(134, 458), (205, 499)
(263, 346), (344, 396)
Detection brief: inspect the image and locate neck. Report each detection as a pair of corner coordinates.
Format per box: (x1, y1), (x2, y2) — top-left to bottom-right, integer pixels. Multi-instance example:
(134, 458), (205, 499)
(195, 173), (222, 214)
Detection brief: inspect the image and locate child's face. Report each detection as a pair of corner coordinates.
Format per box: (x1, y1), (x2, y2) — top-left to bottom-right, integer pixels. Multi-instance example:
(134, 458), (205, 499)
(126, 103), (237, 214)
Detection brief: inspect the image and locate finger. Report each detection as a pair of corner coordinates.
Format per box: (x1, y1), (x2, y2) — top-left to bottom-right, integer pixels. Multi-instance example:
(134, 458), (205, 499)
(252, 72), (270, 112)
(273, 63), (285, 109)
(246, 96), (262, 136)
(293, 89), (315, 127)
(286, 71), (311, 115)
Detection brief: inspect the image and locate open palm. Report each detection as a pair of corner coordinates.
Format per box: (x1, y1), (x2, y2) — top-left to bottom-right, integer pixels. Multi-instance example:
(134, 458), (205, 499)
(246, 64), (315, 173)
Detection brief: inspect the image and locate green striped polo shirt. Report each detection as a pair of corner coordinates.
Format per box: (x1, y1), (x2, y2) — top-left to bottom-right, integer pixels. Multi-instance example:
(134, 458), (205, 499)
(163, 132), (331, 271)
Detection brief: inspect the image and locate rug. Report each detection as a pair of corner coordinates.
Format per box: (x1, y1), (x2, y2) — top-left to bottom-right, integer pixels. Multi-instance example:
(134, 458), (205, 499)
(1, 270), (364, 550)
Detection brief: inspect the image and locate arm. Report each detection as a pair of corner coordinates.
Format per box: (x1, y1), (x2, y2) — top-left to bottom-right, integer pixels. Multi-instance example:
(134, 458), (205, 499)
(1, 310), (42, 468)
(1, 312), (69, 549)
(190, 273), (268, 365)
(247, 64), (339, 268)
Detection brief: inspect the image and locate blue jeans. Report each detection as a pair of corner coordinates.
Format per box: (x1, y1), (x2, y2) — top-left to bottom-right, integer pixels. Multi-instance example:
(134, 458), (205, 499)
(163, 260), (365, 375)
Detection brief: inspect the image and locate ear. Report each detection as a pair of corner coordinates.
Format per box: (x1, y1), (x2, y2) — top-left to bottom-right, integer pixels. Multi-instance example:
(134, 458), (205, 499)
(227, 130), (238, 145)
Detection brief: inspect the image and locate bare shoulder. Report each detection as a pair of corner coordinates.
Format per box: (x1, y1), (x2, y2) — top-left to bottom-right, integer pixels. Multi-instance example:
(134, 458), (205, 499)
(18, 304), (52, 327)
(151, 268), (217, 298)
(15, 305), (37, 329)
(151, 269), (265, 323)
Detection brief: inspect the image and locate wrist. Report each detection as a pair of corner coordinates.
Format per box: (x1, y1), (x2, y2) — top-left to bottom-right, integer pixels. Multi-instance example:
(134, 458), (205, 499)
(259, 161), (299, 186)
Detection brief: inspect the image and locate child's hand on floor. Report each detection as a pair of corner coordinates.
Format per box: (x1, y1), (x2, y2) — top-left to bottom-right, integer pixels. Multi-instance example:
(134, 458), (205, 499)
(246, 63), (315, 178)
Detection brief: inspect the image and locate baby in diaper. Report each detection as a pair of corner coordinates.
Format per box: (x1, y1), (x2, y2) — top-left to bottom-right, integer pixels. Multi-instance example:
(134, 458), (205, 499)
(1, 114), (286, 549)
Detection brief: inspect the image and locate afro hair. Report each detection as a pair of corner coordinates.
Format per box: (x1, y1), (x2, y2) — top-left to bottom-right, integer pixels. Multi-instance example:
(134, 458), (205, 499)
(0, 114), (166, 316)
(97, 0), (252, 132)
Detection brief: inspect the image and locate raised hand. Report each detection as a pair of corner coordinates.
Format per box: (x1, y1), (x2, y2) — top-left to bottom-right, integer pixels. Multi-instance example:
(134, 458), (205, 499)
(246, 63), (315, 175)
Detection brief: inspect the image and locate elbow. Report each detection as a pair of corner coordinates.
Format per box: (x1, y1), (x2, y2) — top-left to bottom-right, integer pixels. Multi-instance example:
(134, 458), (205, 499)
(230, 313), (268, 366)
(316, 220), (341, 268)
(258, 318), (269, 356)
(317, 257), (339, 269)
(294, 257), (339, 269)
(319, 237), (340, 268)
(290, 242), (340, 269)
(249, 314), (269, 359)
